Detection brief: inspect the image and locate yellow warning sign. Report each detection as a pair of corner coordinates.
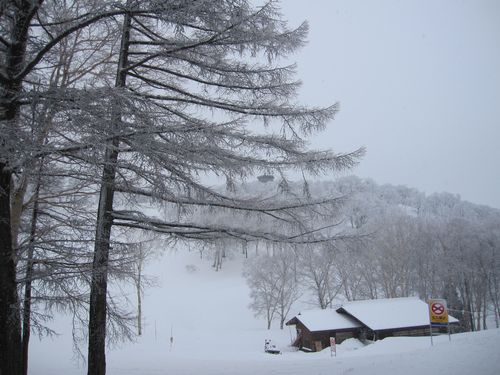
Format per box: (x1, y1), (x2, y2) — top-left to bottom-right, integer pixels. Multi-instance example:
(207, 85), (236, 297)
(429, 299), (448, 324)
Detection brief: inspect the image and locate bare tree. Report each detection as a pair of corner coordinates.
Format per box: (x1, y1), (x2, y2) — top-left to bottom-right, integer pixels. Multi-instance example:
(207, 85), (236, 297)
(1, 2), (124, 373)
(121, 237), (158, 336)
(297, 244), (341, 309)
(273, 248), (301, 329)
(1, 2), (363, 374)
(244, 247), (300, 330)
(244, 254), (280, 330)
(82, 2), (361, 371)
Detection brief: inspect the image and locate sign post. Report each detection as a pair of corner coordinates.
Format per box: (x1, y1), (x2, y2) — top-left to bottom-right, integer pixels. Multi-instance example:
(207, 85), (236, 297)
(428, 299), (449, 346)
(330, 337), (336, 357)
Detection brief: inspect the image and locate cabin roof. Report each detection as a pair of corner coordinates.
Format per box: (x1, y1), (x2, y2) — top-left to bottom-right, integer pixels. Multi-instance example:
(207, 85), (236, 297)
(287, 297), (459, 333)
(286, 308), (362, 332)
(336, 297), (459, 331)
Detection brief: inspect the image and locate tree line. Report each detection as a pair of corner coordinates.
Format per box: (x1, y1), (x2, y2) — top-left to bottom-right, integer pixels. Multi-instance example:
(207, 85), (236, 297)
(243, 177), (500, 332)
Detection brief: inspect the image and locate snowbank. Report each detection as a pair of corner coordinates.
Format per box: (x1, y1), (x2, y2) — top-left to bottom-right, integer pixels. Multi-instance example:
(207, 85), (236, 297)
(29, 250), (500, 375)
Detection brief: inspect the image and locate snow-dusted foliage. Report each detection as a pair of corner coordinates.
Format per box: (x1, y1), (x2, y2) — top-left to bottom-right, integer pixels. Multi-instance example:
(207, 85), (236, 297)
(1, 1), (363, 374)
(241, 177), (500, 332)
(244, 245), (301, 330)
(328, 176), (500, 334)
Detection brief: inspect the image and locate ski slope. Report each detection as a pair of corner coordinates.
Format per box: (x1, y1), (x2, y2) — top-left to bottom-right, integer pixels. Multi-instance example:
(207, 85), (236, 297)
(29, 249), (500, 375)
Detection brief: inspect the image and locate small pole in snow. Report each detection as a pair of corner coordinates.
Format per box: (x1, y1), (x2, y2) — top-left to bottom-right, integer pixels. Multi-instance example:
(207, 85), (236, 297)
(429, 323), (434, 346)
(169, 325), (174, 352)
(448, 320), (451, 342)
(330, 337), (336, 357)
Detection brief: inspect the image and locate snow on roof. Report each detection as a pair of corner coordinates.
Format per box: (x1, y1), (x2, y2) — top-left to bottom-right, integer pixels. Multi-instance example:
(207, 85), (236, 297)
(337, 297), (459, 331)
(289, 308), (362, 332)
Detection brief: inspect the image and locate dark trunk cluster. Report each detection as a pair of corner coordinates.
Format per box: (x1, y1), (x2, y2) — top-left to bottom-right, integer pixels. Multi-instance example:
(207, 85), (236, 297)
(0, 3), (38, 373)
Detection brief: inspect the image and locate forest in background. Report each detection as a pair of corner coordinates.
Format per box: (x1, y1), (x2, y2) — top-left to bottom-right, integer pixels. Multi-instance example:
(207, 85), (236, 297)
(236, 176), (500, 332)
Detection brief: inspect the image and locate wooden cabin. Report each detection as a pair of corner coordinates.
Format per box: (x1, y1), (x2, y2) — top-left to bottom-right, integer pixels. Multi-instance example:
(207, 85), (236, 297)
(336, 297), (459, 341)
(285, 308), (362, 352)
(286, 297), (459, 352)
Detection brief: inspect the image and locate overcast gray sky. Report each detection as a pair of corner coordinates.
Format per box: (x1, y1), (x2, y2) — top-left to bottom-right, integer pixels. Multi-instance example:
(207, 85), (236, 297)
(280, 0), (500, 209)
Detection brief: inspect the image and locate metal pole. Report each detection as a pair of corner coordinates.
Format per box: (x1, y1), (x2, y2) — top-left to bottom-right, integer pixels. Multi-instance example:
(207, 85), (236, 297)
(429, 323), (433, 346)
(169, 325), (173, 352)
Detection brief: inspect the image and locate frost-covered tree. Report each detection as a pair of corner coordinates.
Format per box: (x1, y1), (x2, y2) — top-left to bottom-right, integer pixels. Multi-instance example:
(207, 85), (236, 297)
(83, 2), (363, 371)
(273, 248), (301, 329)
(288, 176), (500, 327)
(1, 1), (362, 374)
(2, 5), (122, 373)
(244, 248), (301, 329)
(297, 244), (341, 309)
(0, 2), (125, 373)
(244, 254), (280, 330)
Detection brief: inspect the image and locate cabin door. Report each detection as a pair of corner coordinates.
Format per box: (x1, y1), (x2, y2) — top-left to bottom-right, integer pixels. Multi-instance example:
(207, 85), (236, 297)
(314, 340), (323, 352)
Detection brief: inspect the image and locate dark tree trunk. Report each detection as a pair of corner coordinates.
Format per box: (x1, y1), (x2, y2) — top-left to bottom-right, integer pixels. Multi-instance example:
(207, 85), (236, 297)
(0, 2), (41, 373)
(87, 11), (131, 375)
(464, 279), (475, 332)
(136, 258), (142, 336)
(0, 164), (22, 375)
(21, 163), (43, 375)
(87, 141), (119, 375)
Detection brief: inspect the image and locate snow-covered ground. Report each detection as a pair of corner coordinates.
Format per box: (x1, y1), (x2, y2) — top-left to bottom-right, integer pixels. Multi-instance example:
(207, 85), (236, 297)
(30, 249), (500, 375)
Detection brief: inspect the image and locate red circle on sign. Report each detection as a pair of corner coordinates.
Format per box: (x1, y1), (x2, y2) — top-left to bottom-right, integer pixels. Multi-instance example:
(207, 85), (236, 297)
(432, 303), (445, 315)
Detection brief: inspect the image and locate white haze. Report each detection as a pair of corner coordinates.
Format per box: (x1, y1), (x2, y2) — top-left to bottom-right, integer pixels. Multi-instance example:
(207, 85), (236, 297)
(281, 0), (500, 209)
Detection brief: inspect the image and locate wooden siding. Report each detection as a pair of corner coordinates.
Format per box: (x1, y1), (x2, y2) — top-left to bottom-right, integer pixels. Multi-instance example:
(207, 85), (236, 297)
(291, 321), (360, 352)
(290, 322), (453, 351)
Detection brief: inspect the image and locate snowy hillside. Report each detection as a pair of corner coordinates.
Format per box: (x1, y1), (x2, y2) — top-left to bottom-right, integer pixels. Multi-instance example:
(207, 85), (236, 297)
(29, 249), (500, 375)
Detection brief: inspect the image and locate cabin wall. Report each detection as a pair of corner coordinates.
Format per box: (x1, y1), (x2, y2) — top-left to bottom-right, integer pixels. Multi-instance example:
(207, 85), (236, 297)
(336, 330), (357, 343)
(377, 326), (450, 340)
(292, 322), (359, 352)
